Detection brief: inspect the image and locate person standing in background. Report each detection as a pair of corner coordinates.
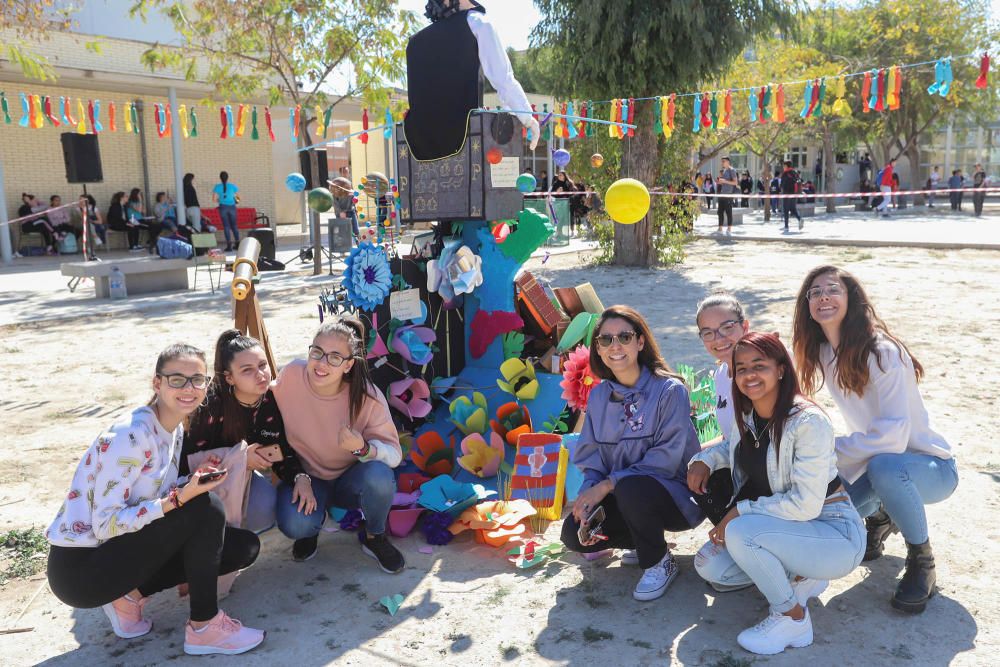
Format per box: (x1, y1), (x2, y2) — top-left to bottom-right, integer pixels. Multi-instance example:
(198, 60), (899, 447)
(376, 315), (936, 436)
(183, 173), (208, 232)
(875, 158), (895, 218)
(947, 170), (964, 211)
(972, 163), (987, 217)
(716, 157), (738, 232)
(927, 166), (941, 208)
(212, 171), (240, 252)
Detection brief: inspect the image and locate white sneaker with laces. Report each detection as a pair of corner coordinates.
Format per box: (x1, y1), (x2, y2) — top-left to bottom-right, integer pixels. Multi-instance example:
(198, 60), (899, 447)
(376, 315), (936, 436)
(791, 577), (828, 607)
(620, 550), (639, 566)
(737, 609), (813, 655)
(633, 552), (678, 601)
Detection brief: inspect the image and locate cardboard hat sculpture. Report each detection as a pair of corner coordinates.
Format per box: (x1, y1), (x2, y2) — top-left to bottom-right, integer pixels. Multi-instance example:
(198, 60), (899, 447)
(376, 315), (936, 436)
(388, 377), (433, 420)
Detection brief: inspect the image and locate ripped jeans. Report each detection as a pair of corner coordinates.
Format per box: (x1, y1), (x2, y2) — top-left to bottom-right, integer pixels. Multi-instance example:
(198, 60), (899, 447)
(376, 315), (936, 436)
(694, 500), (865, 613)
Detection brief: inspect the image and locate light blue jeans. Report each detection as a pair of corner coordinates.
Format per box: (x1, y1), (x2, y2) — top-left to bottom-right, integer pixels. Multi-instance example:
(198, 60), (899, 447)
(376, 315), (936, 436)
(694, 500), (866, 613)
(845, 452), (958, 545)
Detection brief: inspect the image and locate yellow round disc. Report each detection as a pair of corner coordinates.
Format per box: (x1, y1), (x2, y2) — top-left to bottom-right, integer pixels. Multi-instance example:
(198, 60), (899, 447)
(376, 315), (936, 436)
(605, 178), (650, 224)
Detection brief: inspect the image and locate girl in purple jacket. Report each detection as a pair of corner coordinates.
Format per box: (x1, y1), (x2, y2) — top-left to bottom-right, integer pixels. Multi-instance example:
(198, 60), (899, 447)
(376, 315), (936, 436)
(561, 305), (704, 601)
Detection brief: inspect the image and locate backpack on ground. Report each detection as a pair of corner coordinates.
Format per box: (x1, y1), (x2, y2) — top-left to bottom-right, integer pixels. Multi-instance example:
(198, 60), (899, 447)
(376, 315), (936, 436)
(157, 236), (193, 259)
(57, 234), (78, 255)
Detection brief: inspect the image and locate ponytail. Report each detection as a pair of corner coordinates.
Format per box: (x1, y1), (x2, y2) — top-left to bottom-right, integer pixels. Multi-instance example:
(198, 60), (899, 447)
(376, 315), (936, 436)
(220, 171), (229, 195)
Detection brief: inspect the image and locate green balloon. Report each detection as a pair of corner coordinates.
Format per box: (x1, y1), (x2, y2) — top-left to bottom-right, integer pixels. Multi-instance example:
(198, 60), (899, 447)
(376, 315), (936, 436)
(308, 187), (334, 213)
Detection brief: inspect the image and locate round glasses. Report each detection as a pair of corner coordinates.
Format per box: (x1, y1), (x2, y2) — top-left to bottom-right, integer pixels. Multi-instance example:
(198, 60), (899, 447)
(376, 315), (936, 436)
(698, 319), (742, 342)
(595, 331), (637, 348)
(157, 373), (210, 390)
(308, 345), (351, 367)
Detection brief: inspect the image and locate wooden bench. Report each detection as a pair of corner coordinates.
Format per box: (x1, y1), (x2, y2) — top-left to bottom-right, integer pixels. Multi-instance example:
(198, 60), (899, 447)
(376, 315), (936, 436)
(62, 257), (191, 298)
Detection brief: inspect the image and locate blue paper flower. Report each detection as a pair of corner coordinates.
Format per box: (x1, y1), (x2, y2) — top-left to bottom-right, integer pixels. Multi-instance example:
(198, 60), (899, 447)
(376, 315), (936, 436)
(343, 241), (392, 311)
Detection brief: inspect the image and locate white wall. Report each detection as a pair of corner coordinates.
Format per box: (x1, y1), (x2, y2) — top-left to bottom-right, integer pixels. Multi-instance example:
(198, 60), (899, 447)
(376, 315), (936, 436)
(60, 0), (184, 44)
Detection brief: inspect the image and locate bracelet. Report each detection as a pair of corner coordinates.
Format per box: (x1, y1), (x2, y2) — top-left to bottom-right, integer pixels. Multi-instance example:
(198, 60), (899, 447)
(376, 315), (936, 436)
(351, 442), (371, 459)
(168, 487), (184, 509)
(294, 473), (311, 485)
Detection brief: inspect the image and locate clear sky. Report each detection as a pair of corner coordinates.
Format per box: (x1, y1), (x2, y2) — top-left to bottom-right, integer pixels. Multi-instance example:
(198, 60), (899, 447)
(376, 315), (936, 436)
(397, 0), (541, 50)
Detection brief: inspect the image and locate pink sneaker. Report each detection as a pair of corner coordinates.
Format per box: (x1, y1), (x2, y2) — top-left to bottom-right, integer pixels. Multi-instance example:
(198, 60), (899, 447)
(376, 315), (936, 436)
(102, 594), (152, 638)
(184, 610), (265, 656)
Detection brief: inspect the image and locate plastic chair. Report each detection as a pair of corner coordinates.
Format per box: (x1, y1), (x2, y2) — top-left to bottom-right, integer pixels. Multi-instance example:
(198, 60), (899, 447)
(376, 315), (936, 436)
(191, 233), (224, 292)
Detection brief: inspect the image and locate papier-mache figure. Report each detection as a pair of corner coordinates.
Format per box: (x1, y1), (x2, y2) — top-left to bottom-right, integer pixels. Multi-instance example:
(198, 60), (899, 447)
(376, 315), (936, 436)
(403, 0), (541, 161)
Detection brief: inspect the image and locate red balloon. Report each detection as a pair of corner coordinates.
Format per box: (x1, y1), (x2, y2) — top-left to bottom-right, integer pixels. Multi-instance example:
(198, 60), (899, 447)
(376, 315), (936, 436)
(486, 147), (503, 165)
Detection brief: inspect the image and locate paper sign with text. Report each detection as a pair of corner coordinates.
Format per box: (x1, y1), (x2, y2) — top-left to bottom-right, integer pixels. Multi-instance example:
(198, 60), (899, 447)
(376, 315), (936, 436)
(390, 288), (423, 321)
(490, 157), (520, 188)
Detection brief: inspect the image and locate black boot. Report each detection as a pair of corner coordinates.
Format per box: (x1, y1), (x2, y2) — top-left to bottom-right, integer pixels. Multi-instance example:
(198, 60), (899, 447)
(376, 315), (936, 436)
(863, 508), (899, 561)
(892, 540), (936, 614)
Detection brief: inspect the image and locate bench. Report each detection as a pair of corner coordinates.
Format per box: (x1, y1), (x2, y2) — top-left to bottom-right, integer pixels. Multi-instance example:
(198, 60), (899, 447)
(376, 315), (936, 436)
(200, 207), (270, 230)
(61, 257), (191, 298)
(797, 204), (817, 217)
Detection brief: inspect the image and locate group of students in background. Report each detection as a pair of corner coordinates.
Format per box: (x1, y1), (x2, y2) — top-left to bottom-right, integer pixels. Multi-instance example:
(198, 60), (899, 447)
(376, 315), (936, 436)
(16, 171), (244, 257)
(524, 167), (600, 237)
(46, 264), (957, 657)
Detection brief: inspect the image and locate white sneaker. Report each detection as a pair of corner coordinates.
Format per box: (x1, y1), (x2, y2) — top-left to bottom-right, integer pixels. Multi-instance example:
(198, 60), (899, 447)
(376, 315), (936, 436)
(633, 552), (678, 601)
(737, 609), (813, 655)
(710, 580), (754, 593)
(791, 577), (828, 607)
(620, 550), (639, 566)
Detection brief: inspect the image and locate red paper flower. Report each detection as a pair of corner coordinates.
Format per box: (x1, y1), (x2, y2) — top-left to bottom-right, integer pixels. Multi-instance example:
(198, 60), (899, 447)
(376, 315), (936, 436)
(560, 345), (600, 411)
(410, 431), (454, 477)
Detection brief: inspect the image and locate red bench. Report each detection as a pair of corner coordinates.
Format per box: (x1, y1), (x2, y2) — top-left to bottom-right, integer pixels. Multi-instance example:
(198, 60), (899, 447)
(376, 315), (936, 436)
(201, 207), (270, 230)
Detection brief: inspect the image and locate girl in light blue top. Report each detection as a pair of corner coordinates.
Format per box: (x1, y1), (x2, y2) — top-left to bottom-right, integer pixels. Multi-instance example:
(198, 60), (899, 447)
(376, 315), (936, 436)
(212, 171), (240, 251)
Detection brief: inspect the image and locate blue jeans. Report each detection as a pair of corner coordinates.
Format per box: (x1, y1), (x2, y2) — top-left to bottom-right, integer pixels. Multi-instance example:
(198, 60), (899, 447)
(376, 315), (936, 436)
(845, 453), (958, 544)
(695, 500), (865, 613)
(275, 461), (395, 538)
(219, 205), (239, 245)
(244, 471), (278, 534)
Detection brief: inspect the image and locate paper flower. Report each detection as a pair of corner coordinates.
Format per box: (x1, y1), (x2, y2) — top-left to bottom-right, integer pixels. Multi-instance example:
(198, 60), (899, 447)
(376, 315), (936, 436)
(560, 345), (601, 411)
(449, 392), (489, 435)
(427, 242), (483, 308)
(390, 325), (436, 365)
(342, 241), (391, 311)
(457, 431), (505, 478)
(418, 475), (494, 517)
(491, 402), (533, 446)
(410, 431), (454, 477)
(449, 499), (537, 547)
(497, 358), (540, 401)
(388, 378), (432, 420)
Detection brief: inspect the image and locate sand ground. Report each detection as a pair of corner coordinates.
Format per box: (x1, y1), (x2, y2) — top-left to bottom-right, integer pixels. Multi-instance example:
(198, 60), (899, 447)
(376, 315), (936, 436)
(0, 239), (997, 666)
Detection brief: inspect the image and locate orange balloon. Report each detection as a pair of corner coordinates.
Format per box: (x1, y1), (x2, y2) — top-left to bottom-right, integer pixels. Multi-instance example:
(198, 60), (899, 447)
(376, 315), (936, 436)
(590, 153), (604, 168)
(486, 147), (503, 165)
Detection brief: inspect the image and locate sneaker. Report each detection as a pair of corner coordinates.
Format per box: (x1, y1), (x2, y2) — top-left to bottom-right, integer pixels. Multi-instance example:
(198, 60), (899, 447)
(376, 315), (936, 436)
(102, 594), (152, 639)
(633, 552), (678, 601)
(710, 580), (754, 593)
(737, 609), (813, 655)
(184, 610), (265, 656)
(791, 577), (828, 607)
(95, 237), (104, 247)
(362, 532), (405, 573)
(620, 549), (639, 566)
(292, 535), (319, 562)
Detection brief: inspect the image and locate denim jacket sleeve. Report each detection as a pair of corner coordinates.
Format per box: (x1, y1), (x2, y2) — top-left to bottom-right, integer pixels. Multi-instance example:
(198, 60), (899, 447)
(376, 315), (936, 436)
(608, 382), (696, 486)
(690, 421), (737, 472)
(572, 401), (611, 493)
(736, 409), (836, 521)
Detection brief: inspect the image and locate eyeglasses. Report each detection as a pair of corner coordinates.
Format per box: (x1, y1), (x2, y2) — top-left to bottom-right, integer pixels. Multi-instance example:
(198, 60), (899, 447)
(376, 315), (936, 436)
(308, 345), (351, 367)
(157, 373), (210, 390)
(698, 319), (742, 342)
(595, 331), (637, 348)
(806, 284), (846, 301)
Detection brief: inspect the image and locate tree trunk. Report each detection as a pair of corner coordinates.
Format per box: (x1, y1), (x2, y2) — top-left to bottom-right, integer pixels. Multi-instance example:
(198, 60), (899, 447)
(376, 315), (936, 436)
(613, 101), (659, 267)
(823, 122), (837, 213)
(761, 159), (772, 222)
(298, 118), (323, 276)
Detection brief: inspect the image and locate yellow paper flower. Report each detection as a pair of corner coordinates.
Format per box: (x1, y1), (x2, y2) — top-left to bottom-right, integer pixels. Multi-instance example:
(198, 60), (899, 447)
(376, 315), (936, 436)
(457, 432), (505, 478)
(497, 358), (540, 401)
(449, 392), (489, 435)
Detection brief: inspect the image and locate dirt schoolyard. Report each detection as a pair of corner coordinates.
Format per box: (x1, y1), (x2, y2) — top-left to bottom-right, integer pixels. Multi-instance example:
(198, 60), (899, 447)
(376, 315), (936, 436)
(0, 239), (997, 666)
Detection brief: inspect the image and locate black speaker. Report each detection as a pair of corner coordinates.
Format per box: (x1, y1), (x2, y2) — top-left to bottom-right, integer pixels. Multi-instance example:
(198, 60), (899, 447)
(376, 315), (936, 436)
(60, 133), (104, 183)
(299, 149), (329, 190)
(248, 228), (275, 261)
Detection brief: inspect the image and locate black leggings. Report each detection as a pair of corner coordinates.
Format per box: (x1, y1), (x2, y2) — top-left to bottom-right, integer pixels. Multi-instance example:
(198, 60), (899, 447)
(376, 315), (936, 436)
(561, 475), (692, 569)
(47, 493), (259, 622)
(21, 220), (55, 247)
(717, 198), (733, 227)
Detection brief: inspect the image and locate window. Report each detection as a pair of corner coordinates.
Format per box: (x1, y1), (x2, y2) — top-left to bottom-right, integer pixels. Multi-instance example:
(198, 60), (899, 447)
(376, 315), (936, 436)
(785, 146), (808, 170)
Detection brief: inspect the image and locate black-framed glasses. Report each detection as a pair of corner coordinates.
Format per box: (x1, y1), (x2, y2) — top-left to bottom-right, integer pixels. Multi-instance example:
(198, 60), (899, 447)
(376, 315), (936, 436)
(698, 319), (742, 342)
(157, 373), (210, 390)
(308, 345), (351, 367)
(595, 331), (637, 348)
(806, 284), (845, 301)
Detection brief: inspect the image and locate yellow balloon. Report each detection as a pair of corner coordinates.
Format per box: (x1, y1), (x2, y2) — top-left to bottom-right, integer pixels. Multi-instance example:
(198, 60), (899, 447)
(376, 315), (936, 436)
(590, 153), (604, 168)
(605, 178), (650, 225)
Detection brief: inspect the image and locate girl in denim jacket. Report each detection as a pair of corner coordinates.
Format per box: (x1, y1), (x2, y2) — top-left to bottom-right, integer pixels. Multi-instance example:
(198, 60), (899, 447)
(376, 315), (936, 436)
(562, 306), (704, 602)
(688, 332), (864, 656)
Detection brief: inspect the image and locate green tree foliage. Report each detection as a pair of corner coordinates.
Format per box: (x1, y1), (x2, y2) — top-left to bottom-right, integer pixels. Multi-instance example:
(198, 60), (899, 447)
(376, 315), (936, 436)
(132, 0), (418, 274)
(1, 1), (75, 81)
(532, 0), (796, 266)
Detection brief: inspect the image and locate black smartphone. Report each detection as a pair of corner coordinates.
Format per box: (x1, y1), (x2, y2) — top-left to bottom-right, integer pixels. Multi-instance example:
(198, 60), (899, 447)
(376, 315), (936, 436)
(197, 469), (228, 484)
(577, 505), (606, 544)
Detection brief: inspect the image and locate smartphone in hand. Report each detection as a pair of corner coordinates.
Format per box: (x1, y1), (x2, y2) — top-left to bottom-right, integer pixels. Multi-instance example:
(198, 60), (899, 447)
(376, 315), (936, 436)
(256, 444), (283, 463)
(577, 505), (607, 544)
(197, 469), (228, 484)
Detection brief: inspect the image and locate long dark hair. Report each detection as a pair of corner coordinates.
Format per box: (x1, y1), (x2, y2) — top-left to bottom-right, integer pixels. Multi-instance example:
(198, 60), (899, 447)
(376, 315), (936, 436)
(589, 305), (683, 384)
(793, 265), (923, 398)
(220, 171), (229, 194)
(313, 316), (377, 424)
(731, 332), (806, 452)
(108, 191), (126, 222)
(425, 0), (480, 21)
(128, 188), (142, 205)
(211, 329), (265, 445)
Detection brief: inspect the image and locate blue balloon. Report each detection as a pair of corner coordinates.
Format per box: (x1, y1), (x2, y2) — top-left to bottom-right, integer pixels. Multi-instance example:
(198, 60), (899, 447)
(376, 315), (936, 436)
(285, 172), (307, 193)
(515, 173), (537, 194)
(553, 148), (571, 169)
